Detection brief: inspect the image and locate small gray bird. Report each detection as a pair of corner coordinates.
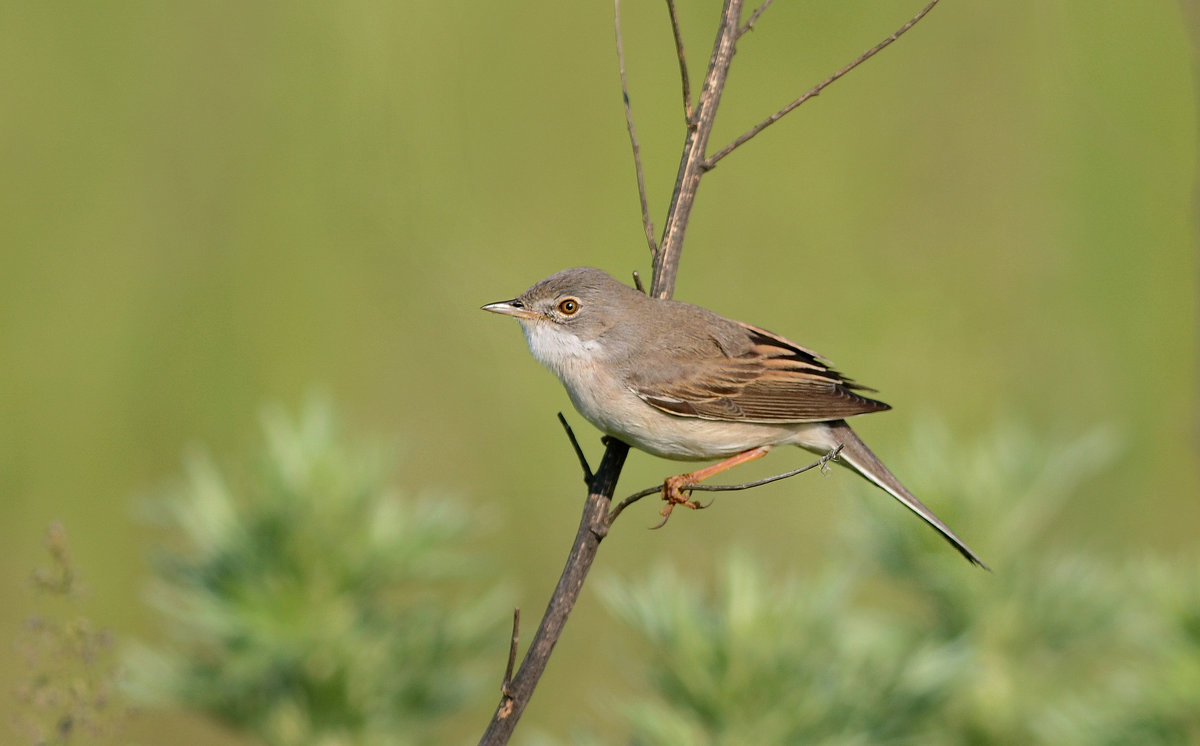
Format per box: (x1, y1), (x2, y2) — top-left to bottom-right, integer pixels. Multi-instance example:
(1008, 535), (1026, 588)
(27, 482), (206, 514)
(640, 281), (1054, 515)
(483, 267), (985, 567)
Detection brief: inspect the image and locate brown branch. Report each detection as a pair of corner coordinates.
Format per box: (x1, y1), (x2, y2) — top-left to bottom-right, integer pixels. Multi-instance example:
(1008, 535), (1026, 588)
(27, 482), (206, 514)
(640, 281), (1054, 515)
(665, 0), (693, 121)
(478, 441), (629, 744)
(607, 445), (842, 524)
(615, 0), (658, 256)
(651, 0), (744, 298)
(708, 0), (941, 168)
(738, 0), (774, 38)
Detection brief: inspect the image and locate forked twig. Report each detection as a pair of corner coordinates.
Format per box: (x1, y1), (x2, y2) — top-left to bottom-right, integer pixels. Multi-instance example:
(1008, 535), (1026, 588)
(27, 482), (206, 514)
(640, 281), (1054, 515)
(665, 0), (693, 121)
(652, 0), (743, 296)
(607, 445), (844, 525)
(615, 0), (658, 256)
(708, 0), (941, 168)
(738, 0), (775, 37)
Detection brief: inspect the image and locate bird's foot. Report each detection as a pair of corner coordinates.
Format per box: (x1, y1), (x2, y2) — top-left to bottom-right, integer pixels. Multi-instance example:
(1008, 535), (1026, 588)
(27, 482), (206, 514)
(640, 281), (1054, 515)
(818, 443), (843, 475)
(649, 475), (713, 529)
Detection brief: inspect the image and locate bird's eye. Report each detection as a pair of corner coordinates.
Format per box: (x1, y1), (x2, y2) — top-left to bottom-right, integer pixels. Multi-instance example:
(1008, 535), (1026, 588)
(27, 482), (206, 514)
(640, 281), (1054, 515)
(557, 298), (580, 315)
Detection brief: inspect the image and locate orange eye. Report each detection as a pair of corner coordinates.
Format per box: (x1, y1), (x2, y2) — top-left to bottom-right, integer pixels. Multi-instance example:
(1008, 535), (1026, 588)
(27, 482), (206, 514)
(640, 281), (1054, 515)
(557, 298), (579, 315)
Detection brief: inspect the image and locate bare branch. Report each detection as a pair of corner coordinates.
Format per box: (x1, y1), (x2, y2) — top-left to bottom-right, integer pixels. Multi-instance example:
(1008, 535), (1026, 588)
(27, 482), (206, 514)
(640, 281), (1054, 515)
(665, 0), (693, 121)
(738, 0), (774, 38)
(653, 0), (745, 297)
(607, 446), (842, 524)
(615, 0), (658, 256)
(708, 0), (941, 168)
(478, 442), (629, 744)
(557, 413), (594, 485)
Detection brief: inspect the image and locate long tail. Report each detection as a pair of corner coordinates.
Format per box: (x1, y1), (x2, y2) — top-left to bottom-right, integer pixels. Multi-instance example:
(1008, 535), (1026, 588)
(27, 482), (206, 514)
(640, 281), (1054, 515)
(821, 420), (988, 569)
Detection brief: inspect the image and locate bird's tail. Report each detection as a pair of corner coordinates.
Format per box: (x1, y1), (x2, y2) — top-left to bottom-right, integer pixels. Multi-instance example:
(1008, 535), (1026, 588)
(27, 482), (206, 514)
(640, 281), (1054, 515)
(821, 420), (988, 569)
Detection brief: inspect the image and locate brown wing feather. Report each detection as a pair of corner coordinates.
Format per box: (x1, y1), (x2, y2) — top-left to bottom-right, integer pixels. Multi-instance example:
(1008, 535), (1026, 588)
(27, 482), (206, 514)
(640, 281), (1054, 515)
(634, 321), (890, 424)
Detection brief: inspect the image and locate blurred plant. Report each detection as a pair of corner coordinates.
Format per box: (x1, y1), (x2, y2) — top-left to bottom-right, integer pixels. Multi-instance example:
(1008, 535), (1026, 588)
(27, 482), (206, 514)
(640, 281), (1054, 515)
(596, 420), (1200, 745)
(12, 522), (126, 745)
(126, 399), (505, 746)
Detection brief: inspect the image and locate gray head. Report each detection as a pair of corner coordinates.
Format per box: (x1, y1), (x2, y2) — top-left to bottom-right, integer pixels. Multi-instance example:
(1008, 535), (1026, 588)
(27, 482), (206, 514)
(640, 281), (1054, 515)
(482, 267), (646, 341)
(482, 267), (650, 373)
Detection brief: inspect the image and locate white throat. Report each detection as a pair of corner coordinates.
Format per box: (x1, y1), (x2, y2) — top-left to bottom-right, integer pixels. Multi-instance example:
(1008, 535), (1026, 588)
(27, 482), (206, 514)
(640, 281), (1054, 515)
(519, 320), (604, 378)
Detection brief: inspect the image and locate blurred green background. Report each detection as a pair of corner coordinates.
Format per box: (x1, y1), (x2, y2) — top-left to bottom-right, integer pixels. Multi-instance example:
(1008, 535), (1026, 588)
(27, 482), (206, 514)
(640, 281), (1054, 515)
(1, 0), (1195, 743)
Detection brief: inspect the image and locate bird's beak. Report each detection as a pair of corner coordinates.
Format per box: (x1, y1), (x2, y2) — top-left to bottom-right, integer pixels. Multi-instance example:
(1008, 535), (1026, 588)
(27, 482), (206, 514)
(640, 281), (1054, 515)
(481, 299), (542, 321)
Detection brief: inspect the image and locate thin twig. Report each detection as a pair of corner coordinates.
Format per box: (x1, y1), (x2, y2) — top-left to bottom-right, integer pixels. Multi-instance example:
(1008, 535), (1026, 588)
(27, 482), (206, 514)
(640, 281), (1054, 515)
(615, 0), (658, 256)
(500, 608), (520, 696)
(607, 485), (663, 524)
(557, 413), (594, 485)
(738, 0), (775, 38)
(665, 0), (693, 121)
(708, 0), (941, 168)
(695, 444), (843, 490)
(607, 445), (843, 524)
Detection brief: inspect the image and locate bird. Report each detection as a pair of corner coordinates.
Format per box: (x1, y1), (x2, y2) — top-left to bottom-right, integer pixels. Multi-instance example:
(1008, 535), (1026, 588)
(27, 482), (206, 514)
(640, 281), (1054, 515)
(483, 267), (986, 567)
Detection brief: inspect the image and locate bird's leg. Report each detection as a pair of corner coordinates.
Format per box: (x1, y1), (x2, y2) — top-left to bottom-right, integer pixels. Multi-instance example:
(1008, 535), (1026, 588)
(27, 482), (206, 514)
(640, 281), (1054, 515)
(662, 446), (773, 509)
(652, 446), (773, 528)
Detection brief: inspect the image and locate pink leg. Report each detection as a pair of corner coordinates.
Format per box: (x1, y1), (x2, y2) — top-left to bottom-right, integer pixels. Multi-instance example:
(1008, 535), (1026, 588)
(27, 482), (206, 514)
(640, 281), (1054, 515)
(653, 446), (773, 527)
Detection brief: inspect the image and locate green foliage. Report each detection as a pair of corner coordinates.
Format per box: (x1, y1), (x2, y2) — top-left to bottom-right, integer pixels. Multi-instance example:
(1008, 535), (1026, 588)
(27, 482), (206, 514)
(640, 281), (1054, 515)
(599, 422), (1200, 745)
(127, 400), (503, 746)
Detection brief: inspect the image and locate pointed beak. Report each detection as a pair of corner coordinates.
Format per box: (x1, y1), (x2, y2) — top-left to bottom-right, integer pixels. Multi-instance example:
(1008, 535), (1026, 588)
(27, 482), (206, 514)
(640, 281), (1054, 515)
(481, 299), (542, 321)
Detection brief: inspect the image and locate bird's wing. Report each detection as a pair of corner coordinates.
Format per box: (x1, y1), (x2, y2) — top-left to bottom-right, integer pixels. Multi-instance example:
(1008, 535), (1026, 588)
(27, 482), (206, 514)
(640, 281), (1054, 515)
(631, 321), (890, 423)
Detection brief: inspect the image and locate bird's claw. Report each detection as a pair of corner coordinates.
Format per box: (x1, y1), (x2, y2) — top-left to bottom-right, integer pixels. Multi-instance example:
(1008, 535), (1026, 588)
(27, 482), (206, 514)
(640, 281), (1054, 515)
(818, 443), (844, 475)
(649, 477), (712, 529)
